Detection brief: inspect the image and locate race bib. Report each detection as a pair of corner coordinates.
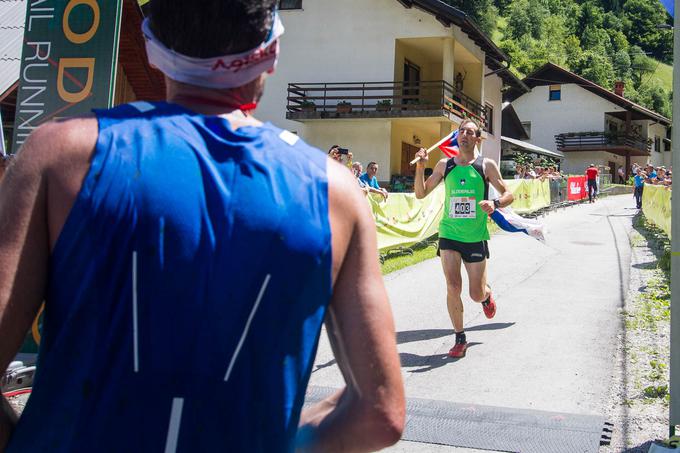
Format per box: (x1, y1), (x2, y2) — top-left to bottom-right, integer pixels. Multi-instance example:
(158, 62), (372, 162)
(449, 197), (476, 219)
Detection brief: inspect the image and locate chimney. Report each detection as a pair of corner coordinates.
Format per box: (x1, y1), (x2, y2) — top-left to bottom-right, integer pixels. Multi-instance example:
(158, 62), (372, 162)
(614, 81), (625, 97)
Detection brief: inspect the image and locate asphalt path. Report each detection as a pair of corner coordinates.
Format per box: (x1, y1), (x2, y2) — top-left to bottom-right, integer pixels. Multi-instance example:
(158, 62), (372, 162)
(306, 194), (637, 451)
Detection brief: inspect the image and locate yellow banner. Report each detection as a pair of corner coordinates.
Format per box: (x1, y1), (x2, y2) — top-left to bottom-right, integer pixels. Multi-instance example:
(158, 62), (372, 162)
(370, 179), (551, 251)
(502, 179), (551, 213)
(642, 184), (671, 239)
(371, 185), (444, 251)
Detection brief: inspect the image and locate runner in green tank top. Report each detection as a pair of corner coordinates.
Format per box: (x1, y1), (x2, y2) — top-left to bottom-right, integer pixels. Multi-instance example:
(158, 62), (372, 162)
(413, 119), (514, 359)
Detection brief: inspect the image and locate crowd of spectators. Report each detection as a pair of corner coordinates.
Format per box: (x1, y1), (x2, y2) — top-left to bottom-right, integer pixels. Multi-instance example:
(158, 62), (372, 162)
(631, 163), (672, 187)
(514, 164), (563, 180)
(328, 145), (388, 200)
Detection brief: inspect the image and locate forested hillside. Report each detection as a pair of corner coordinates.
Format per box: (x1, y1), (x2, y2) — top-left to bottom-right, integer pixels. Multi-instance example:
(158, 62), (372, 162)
(445, 0), (673, 118)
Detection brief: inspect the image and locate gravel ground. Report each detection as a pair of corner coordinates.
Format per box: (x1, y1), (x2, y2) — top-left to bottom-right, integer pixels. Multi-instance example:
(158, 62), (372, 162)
(601, 215), (671, 453)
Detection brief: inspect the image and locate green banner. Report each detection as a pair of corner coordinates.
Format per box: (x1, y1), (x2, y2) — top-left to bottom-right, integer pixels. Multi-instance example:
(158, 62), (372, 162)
(642, 184), (672, 239)
(11, 0), (123, 153)
(372, 185), (445, 251)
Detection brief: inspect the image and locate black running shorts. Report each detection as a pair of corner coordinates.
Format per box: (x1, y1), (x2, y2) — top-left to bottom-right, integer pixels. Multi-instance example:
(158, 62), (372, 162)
(437, 238), (489, 263)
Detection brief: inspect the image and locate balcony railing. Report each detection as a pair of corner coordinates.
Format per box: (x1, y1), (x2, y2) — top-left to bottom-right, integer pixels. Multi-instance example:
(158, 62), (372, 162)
(555, 132), (651, 154)
(286, 80), (489, 130)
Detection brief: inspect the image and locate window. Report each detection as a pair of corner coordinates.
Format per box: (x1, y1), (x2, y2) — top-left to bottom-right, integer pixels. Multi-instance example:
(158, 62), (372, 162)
(278, 0), (302, 9)
(549, 85), (561, 101)
(521, 121), (531, 139)
(655, 136), (661, 152)
(485, 103), (494, 135)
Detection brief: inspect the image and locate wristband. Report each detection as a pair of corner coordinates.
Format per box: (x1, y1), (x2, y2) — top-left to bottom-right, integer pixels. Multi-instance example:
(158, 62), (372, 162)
(493, 198), (501, 209)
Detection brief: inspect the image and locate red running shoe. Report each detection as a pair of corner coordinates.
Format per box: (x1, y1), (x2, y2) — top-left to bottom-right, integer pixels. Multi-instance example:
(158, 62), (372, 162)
(482, 293), (496, 319)
(448, 340), (468, 358)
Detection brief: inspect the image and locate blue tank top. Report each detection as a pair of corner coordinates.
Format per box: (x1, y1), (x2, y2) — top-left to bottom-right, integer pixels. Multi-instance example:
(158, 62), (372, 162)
(7, 102), (332, 452)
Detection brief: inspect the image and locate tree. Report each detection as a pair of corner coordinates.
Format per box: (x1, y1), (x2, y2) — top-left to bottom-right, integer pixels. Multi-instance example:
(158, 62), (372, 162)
(443, 0), (498, 36)
(622, 0), (670, 59)
(612, 50), (632, 81)
(576, 51), (614, 88)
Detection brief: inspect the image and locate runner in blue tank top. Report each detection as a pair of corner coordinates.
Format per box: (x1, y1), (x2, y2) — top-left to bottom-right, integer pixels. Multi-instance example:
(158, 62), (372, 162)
(0, 1), (404, 451)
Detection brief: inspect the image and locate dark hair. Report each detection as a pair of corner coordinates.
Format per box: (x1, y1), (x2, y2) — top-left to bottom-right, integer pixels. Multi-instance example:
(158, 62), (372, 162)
(459, 118), (481, 137)
(328, 145), (340, 153)
(149, 0), (278, 58)
(367, 161), (377, 168)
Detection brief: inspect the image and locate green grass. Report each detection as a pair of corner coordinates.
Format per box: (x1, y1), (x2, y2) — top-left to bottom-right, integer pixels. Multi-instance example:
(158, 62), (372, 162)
(381, 246), (438, 275)
(650, 60), (673, 92)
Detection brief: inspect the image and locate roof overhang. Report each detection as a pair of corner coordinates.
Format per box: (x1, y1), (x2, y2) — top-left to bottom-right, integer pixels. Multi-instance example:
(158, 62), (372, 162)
(501, 136), (565, 159)
(507, 62), (670, 126)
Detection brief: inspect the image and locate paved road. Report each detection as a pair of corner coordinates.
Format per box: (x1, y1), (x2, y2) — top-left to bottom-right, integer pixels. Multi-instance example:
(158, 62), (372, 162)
(306, 194), (637, 451)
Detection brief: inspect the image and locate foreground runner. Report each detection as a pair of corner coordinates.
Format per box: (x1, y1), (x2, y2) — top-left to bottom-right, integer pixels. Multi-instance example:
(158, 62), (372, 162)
(0, 1), (404, 451)
(414, 119), (513, 358)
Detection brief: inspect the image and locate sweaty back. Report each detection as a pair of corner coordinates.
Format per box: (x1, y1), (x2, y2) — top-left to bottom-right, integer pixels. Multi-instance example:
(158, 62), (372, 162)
(8, 102), (332, 452)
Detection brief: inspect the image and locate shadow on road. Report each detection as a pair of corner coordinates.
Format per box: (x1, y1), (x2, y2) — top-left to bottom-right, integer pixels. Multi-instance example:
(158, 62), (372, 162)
(395, 323), (515, 345)
(400, 343), (483, 373)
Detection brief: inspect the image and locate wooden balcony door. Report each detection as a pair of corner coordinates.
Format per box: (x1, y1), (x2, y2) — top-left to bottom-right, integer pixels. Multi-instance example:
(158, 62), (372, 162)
(401, 142), (420, 176)
(403, 60), (420, 105)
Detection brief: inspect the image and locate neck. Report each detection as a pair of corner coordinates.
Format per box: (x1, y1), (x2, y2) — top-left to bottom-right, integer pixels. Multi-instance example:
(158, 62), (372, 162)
(458, 146), (477, 161)
(166, 78), (262, 117)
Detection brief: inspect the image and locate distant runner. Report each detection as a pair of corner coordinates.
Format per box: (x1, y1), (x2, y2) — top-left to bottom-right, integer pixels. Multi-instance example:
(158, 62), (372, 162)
(414, 119), (514, 358)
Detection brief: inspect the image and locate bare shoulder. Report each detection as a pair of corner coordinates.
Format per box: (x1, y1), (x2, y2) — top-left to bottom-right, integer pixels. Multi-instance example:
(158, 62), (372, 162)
(16, 116), (98, 173)
(326, 157), (365, 223)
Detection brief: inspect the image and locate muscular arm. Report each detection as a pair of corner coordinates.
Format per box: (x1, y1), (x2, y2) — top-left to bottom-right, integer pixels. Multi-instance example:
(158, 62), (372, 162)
(296, 160), (405, 452)
(0, 130), (50, 449)
(0, 119), (96, 450)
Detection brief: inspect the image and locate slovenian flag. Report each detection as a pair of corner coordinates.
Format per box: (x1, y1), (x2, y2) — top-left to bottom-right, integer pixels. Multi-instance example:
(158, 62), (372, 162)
(490, 207), (546, 242)
(438, 130), (460, 157)
(659, 0), (673, 16)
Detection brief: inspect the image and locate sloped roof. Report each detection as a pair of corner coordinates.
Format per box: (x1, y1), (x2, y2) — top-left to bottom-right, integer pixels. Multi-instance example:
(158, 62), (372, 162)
(396, 0), (529, 94)
(0, 0), (26, 99)
(506, 62), (670, 126)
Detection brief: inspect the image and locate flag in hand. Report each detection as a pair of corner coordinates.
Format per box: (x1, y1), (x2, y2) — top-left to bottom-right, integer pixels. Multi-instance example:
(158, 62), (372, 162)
(438, 130), (459, 158)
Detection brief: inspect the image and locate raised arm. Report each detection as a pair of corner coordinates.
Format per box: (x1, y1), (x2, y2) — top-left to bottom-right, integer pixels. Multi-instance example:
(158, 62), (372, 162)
(414, 149), (445, 199)
(296, 160), (405, 452)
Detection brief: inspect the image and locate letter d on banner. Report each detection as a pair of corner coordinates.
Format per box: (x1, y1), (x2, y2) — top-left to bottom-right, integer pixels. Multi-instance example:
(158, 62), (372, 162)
(57, 58), (95, 103)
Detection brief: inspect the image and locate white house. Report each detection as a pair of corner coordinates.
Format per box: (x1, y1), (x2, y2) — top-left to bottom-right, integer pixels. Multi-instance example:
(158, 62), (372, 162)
(507, 63), (671, 177)
(258, 0), (528, 187)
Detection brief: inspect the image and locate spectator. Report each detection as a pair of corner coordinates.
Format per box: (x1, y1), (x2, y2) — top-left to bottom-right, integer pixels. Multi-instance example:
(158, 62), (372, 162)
(360, 162), (388, 200)
(353, 161), (387, 199)
(634, 168), (645, 209)
(585, 163), (598, 203)
(646, 164), (657, 180)
(514, 165), (524, 179)
(328, 145), (353, 168)
(617, 165), (625, 184)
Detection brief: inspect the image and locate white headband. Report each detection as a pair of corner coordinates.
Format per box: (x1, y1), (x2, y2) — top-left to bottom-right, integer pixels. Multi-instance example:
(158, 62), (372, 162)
(142, 14), (284, 89)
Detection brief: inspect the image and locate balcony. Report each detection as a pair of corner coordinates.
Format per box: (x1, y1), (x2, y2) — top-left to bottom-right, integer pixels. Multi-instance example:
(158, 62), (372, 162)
(555, 132), (651, 156)
(286, 80), (489, 130)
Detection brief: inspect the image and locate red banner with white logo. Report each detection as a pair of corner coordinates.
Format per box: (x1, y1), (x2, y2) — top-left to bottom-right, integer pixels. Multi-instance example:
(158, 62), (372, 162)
(567, 176), (587, 200)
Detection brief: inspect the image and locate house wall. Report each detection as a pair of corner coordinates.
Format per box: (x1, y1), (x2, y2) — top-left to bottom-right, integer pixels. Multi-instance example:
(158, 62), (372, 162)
(648, 122), (669, 167)
(303, 120), (392, 180)
(512, 83), (627, 153)
(559, 151), (626, 175)
(255, 0), (506, 180)
(259, 0), (460, 133)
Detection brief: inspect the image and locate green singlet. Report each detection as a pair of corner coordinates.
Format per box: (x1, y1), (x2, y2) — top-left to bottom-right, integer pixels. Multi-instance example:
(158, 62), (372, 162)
(439, 155), (490, 243)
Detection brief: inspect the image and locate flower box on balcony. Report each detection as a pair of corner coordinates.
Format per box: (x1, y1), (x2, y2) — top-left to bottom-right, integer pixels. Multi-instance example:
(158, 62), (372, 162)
(337, 101), (352, 113)
(300, 100), (316, 112)
(376, 99), (392, 112)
